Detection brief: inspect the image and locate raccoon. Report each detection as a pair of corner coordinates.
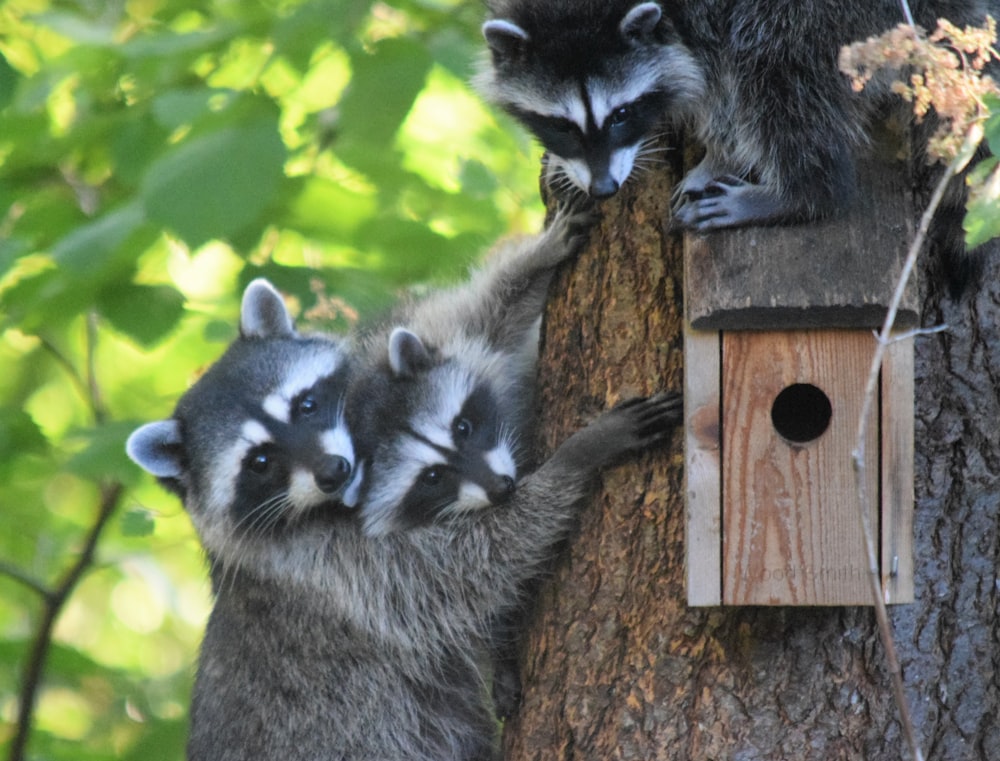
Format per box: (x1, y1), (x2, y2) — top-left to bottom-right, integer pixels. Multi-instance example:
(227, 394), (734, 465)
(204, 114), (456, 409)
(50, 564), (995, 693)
(343, 207), (594, 717)
(127, 279), (360, 567)
(475, 0), (996, 238)
(131, 296), (681, 759)
(348, 206), (595, 536)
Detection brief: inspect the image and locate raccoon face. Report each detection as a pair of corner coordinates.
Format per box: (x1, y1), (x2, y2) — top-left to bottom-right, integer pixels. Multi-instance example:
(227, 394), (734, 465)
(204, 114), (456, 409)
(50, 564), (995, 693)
(127, 280), (360, 559)
(478, 1), (703, 197)
(356, 329), (519, 537)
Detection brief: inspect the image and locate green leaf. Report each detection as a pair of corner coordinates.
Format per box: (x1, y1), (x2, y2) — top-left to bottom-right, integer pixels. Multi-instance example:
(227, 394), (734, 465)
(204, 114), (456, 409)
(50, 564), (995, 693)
(151, 88), (232, 130)
(120, 25), (238, 60)
(110, 112), (170, 188)
(34, 11), (117, 45)
(0, 51), (20, 110)
(982, 94), (1000, 153)
(286, 176), (378, 237)
(65, 421), (143, 484)
(119, 718), (188, 761)
(140, 118), (287, 248)
(51, 202), (146, 274)
(0, 407), (48, 461)
(336, 37), (432, 174)
(120, 508), (156, 538)
(98, 283), (186, 347)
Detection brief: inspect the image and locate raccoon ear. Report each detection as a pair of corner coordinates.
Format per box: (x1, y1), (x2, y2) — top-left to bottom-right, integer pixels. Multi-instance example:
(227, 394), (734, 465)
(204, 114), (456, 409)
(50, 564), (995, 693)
(240, 279), (296, 339)
(388, 327), (433, 379)
(482, 19), (530, 62)
(126, 420), (186, 479)
(620, 2), (663, 41)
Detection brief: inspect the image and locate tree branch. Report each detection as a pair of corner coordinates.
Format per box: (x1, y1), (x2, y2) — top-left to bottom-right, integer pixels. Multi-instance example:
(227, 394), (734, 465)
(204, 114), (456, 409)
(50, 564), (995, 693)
(7, 482), (123, 761)
(9, 310), (121, 761)
(852, 135), (977, 761)
(0, 563), (54, 602)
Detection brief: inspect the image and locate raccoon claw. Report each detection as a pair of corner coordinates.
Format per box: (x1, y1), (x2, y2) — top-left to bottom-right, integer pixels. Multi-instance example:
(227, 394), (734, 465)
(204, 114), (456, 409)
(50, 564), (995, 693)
(616, 391), (684, 443)
(672, 177), (786, 232)
(546, 204), (600, 257)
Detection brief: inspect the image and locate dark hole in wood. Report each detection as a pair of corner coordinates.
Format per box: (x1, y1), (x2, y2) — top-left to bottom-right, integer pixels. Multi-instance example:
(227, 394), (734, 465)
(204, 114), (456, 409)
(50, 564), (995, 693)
(770, 383), (832, 443)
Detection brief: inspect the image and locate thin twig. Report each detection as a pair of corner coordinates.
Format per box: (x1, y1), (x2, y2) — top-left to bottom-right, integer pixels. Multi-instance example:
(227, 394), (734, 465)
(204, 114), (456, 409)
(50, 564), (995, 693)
(872, 324), (949, 344)
(853, 137), (976, 761)
(0, 562), (54, 601)
(899, 0), (916, 28)
(86, 312), (108, 425)
(37, 337), (91, 408)
(7, 482), (123, 761)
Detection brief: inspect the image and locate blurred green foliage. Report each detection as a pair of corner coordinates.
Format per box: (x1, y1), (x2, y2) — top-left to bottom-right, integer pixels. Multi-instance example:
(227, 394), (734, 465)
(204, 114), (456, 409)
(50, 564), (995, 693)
(0, 1), (541, 758)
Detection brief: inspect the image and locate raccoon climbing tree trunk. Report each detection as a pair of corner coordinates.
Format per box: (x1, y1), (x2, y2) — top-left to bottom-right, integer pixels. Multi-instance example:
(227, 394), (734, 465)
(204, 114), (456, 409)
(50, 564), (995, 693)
(502, 140), (1000, 759)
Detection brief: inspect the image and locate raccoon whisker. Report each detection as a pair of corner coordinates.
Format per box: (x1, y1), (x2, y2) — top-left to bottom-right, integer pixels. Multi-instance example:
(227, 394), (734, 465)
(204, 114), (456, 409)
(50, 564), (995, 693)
(497, 423), (526, 474)
(243, 494), (293, 537)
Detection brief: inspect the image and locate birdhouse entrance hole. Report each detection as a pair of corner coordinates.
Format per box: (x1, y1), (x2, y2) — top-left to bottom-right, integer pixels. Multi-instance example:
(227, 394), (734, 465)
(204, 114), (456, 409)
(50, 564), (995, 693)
(770, 383), (832, 444)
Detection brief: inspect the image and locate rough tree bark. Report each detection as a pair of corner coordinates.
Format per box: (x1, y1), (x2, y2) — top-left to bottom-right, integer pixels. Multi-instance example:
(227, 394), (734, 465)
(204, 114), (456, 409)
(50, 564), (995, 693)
(502, 136), (1000, 760)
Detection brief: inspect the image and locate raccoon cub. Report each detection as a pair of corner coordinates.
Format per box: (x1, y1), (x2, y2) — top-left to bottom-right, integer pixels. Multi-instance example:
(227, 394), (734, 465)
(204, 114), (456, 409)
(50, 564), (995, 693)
(346, 208), (595, 717)
(348, 206), (596, 536)
(476, 0), (995, 233)
(127, 279), (361, 758)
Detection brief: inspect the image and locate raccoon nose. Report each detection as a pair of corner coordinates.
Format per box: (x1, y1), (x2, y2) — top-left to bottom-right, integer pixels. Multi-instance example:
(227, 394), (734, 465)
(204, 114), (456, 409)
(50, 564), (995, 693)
(589, 175), (620, 199)
(488, 475), (516, 505)
(314, 456), (352, 494)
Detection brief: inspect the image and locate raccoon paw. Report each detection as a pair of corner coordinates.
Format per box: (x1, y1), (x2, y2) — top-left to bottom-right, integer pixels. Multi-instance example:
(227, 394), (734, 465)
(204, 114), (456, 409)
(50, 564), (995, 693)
(672, 177), (793, 231)
(613, 391), (684, 449)
(671, 161), (722, 203)
(544, 204), (600, 261)
(560, 391), (682, 471)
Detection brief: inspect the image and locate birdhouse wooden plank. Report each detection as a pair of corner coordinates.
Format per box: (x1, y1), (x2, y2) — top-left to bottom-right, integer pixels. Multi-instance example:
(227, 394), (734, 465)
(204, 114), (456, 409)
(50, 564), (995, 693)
(682, 120), (916, 607)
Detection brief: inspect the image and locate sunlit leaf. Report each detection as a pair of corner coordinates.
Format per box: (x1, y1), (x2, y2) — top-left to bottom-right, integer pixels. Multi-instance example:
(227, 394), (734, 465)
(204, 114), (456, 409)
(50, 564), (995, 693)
(0, 51), (20, 110)
(65, 421), (144, 484)
(140, 117), (287, 248)
(120, 509), (156, 538)
(286, 176), (378, 237)
(336, 37), (432, 175)
(0, 407), (48, 460)
(98, 284), (186, 347)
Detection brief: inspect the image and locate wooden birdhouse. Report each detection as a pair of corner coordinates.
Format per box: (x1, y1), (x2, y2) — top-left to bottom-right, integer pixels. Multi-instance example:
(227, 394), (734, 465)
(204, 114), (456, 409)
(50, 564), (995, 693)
(683, 124), (916, 607)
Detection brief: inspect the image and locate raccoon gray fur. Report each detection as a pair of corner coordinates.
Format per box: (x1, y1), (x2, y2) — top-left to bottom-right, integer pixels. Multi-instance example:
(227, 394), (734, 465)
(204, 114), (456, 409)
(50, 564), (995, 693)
(131, 291), (681, 759)
(476, 0), (996, 284)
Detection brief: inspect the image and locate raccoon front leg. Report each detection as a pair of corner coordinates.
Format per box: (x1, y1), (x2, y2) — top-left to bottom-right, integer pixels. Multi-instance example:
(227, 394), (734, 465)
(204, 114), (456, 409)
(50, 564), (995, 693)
(461, 393), (683, 612)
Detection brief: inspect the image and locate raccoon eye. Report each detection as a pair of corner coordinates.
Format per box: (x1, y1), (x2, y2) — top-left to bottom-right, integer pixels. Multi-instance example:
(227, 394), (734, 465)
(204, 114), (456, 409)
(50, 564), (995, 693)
(297, 395), (318, 416)
(248, 450), (271, 474)
(420, 467), (444, 486)
(453, 418), (473, 439)
(609, 106), (630, 127)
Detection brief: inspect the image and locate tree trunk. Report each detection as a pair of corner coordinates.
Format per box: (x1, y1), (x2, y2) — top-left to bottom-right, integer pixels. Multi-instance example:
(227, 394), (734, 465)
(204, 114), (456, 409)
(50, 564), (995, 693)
(502, 138), (1000, 759)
